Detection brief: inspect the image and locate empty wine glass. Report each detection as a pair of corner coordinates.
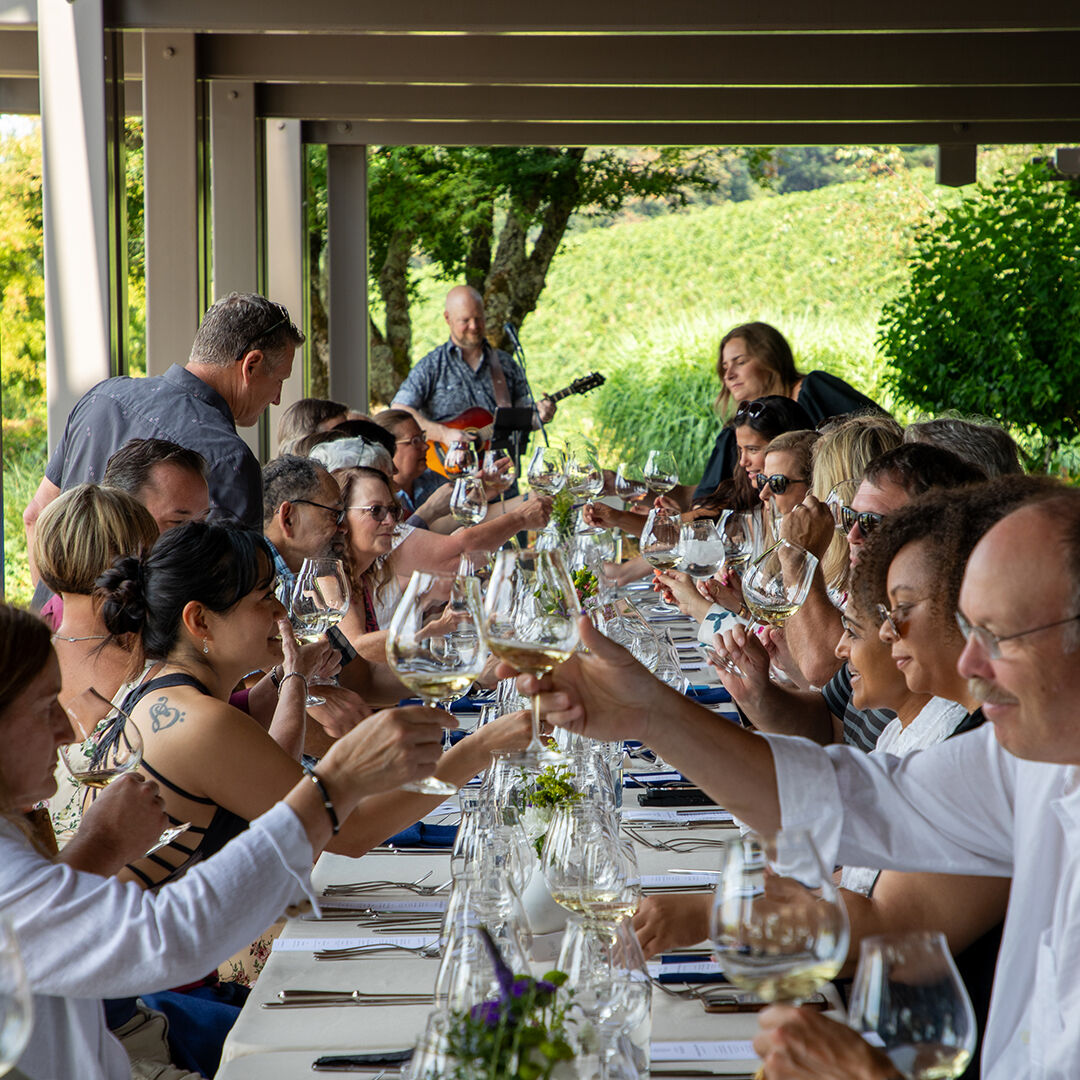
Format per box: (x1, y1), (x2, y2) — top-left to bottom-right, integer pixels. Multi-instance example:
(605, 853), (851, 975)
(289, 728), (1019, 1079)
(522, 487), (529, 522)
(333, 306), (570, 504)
(614, 461), (648, 503)
(0, 915), (32, 1079)
(719, 509), (761, 575)
(643, 450), (679, 495)
(526, 445), (567, 495)
(709, 828), (849, 1006)
(386, 571), (487, 796)
(677, 519), (726, 580)
(449, 475), (488, 526)
(848, 931), (977, 1080)
(742, 540), (819, 629)
(639, 506), (682, 614)
(483, 548), (581, 767)
(442, 440), (479, 477)
(827, 478), (860, 534)
(480, 449), (515, 495)
(293, 557), (350, 692)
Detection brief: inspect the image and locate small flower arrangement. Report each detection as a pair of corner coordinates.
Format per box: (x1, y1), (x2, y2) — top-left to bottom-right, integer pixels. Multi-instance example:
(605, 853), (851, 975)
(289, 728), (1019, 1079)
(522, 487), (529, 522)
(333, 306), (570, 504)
(516, 763), (581, 858)
(442, 929), (576, 1080)
(571, 567), (598, 605)
(548, 490), (576, 542)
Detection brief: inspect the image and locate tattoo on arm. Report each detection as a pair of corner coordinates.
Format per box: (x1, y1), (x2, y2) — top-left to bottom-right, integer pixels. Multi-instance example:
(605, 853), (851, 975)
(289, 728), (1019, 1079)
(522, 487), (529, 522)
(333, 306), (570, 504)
(149, 695), (186, 732)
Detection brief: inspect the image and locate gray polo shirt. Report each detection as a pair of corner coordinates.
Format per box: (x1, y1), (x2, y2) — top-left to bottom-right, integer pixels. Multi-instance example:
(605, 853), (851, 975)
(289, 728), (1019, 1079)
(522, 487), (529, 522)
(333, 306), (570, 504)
(392, 340), (533, 423)
(45, 364), (262, 528)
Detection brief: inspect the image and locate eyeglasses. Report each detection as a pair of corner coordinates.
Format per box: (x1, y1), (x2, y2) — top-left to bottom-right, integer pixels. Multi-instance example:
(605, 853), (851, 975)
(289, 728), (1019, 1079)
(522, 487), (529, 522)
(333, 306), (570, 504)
(754, 472), (805, 495)
(876, 599), (929, 639)
(396, 435), (428, 449)
(838, 505), (884, 538)
(347, 504), (402, 523)
(235, 301), (298, 362)
(290, 498), (346, 526)
(734, 400), (768, 422)
(955, 609), (1080, 660)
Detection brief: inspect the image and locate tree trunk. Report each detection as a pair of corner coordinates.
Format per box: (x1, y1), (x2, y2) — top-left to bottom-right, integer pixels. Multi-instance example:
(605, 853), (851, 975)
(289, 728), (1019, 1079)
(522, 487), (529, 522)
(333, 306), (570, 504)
(369, 226), (414, 407)
(308, 230), (330, 398)
(464, 199), (494, 294)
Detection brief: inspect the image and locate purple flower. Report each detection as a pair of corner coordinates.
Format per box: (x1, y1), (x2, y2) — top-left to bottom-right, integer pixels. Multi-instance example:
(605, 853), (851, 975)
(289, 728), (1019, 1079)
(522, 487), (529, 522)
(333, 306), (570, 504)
(535, 980), (556, 994)
(478, 926), (515, 1000)
(469, 1000), (503, 1028)
(511, 980), (531, 999)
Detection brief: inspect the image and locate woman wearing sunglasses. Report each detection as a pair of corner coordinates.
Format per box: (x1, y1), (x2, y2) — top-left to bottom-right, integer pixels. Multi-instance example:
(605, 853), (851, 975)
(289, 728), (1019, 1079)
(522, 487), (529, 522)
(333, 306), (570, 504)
(755, 428), (820, 536)
(693, 321), (887, 506)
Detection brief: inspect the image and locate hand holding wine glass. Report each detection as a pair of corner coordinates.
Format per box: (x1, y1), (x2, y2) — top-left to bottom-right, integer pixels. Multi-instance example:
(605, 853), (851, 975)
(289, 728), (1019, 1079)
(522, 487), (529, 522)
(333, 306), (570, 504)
(526, 445), (567, 495)
(449, 475), (488, 525)
(479, 449), (515, 495)
(293, 557), (350, 692)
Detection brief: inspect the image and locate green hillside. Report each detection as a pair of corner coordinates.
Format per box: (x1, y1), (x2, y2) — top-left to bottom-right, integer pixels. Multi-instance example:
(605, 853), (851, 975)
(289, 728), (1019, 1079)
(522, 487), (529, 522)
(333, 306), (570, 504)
(404, 166), (951, 483)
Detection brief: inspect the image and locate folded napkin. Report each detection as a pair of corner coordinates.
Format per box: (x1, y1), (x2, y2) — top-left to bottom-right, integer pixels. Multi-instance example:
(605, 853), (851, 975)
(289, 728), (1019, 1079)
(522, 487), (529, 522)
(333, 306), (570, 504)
(381, 822), (458, 848)
(685, 687), (732, 705)
(398, 697), (484, 713)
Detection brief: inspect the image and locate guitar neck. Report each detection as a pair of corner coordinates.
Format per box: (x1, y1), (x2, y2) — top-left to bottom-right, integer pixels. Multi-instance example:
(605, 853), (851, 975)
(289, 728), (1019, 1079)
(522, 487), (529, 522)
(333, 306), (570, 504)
(547, 385), (577, 403)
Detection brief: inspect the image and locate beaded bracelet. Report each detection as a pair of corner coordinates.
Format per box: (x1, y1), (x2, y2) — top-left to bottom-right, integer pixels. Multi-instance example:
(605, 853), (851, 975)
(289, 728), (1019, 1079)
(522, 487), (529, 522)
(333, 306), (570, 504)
(279, 671), (308, 693)
(303, 763), (339, 834)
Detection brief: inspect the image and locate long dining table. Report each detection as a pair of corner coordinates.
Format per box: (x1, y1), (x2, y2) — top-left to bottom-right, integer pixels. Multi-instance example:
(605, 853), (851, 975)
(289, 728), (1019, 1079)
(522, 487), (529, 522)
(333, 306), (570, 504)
(215, 595), (839, 1078)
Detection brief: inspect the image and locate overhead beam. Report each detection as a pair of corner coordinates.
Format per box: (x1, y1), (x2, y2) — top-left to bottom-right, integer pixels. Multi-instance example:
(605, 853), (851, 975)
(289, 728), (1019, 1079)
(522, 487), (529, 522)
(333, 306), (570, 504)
(302, 118), (1080, 147)
(260, 83), (1080, 125)
(200, 31), (1080, 86)
(106, 0), (1080, 33)
(0, 27), (142, 76)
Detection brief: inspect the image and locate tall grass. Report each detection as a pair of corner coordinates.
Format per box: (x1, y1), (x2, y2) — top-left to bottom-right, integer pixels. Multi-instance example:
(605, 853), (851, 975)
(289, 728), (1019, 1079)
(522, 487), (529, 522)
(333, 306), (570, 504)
(3, 417), (46, 606)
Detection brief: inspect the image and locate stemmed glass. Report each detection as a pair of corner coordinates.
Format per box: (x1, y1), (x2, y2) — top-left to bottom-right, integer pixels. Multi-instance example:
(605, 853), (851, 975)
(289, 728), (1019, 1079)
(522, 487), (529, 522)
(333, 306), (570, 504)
(480, 449), (515, 496)
(741, 540), (819, 629)
(614, 461), (648, 504)
(566, 447), (606, 535)
(718, 509), (761, 575)
(827, 479), (860, 534)
(292, 557), (351, 699)
(0, 915), (32, 1079)
(643, 450), (679, 495)
(483, 548), (581, 767)
(677, 519), (726, 580)
(848, 931), (977, 1080)
(526, 445), (567, 495)
(449, 475), (488, 526)
(709, 828), (849, 1005)
(639, 506), (682, 614)
(386, 570), (487, 796)
(60, 688), (191, 854)
(442, 440), (478, 477)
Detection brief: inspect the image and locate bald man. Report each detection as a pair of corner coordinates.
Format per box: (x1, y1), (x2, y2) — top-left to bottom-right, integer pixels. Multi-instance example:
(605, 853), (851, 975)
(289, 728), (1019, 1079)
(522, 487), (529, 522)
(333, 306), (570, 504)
(391, 285), (555, 448)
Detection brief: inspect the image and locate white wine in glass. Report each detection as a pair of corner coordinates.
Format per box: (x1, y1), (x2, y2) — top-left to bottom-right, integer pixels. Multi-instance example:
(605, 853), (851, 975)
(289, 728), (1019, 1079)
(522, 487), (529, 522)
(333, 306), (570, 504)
(386, 571), (486, 796)
(742, 540), (819, 629)
(526, 445), (567, 496)
(483, 548), (581, 766)
(449, 475), (488, 525)
(848, 931), (977, 1080)
(643, 450), (679, 494)
(293, 557), (351, 691)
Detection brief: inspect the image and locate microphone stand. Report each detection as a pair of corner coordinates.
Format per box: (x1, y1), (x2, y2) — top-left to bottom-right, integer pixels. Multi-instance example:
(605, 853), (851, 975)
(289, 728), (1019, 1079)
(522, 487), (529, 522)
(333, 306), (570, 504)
(504, 321), (549, 453)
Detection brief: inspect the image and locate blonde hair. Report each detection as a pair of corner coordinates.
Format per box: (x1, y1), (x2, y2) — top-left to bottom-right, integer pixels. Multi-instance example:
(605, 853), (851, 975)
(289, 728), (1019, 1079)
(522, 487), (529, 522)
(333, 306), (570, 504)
(764, 430), (820, 482)
(810, 415), (904, 591)
(34, 484), (159, 596)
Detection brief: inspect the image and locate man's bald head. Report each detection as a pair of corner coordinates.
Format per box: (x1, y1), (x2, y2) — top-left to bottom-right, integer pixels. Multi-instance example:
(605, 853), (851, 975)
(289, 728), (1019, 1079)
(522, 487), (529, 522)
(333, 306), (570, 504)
(444, 286), (486, 350)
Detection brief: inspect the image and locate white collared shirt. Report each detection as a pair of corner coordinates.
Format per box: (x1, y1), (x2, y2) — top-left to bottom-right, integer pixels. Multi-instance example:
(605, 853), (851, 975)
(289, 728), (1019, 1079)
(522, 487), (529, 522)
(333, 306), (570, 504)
(767, 724), (1080, 1080)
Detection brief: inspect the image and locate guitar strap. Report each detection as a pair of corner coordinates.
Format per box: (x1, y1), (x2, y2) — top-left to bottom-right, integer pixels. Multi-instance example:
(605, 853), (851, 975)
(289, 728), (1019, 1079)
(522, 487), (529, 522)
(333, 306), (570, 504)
(485, 345), (513, 410)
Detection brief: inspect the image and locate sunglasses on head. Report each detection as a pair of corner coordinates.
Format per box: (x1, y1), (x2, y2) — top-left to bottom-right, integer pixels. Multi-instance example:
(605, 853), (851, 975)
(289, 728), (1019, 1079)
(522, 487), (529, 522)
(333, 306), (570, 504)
(347, 503), (401, 523)
(235, 301), (299, 361)
(837, 505), (884, 538)
(734, 400), (769, 422)
(754, 472), (804, 495)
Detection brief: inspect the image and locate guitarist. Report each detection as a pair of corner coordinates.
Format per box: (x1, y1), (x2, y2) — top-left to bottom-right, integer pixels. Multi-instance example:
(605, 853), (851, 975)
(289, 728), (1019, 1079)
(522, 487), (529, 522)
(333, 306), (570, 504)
(390, 285), (556, 454)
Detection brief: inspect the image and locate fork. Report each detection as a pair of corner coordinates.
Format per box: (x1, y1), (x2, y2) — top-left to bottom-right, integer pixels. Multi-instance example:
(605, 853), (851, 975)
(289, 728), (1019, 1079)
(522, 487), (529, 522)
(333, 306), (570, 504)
(316, 941), (442, 961)
(323, 878), (451, 897)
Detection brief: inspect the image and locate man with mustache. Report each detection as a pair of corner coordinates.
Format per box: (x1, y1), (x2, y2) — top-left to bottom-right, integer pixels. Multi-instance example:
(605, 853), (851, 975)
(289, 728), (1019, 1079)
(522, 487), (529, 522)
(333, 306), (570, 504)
(514, 486), (1080, 1080)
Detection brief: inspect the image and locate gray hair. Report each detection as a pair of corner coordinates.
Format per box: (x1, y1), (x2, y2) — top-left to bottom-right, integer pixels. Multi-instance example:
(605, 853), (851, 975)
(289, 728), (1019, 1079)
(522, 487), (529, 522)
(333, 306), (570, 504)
(309, 437), (394, 475)
(190, 292), (305, 370)
(262, 454), (330, 525)
(904, 415), (1023, 478)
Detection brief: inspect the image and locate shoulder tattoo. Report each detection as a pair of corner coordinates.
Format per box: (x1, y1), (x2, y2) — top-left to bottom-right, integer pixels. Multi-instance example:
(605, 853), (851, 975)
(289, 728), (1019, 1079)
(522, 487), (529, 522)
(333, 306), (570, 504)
(149, 695), (187, 732)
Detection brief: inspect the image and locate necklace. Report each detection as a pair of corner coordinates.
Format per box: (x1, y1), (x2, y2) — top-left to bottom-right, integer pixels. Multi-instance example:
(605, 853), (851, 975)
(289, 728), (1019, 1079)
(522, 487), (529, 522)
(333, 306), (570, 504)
(51, 633), (108, 643)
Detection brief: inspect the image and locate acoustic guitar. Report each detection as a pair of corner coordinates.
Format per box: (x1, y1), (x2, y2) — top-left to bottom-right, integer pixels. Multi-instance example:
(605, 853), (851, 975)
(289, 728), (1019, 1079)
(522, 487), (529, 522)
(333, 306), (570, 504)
(425, 371), (605, 477)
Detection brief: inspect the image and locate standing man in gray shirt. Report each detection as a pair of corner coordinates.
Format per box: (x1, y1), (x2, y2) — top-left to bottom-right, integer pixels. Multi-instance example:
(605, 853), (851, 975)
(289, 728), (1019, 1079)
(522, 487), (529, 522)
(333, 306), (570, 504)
(24, 292), (302, 587)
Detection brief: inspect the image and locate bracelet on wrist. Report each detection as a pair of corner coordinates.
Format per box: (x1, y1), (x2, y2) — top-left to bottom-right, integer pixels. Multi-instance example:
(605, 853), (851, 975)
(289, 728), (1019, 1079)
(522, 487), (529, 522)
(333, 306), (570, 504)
(302, 763), (340, 834)
(280, 671), (308, 692)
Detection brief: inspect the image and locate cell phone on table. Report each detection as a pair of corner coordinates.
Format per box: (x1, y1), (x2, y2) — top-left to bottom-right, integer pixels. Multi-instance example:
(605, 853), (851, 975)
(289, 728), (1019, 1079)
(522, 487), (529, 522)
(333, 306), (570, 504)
(703, 990), (828, 1013)
(313, 1049), (413, 1071)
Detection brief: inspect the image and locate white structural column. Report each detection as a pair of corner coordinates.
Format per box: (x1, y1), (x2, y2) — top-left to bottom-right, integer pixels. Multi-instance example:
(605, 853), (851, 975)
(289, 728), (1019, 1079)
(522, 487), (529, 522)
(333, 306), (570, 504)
(142, 31), (202, 377)
(265, 118), (307, 457)
(38, 0), (122, 452)
(326, 143), (369, 412)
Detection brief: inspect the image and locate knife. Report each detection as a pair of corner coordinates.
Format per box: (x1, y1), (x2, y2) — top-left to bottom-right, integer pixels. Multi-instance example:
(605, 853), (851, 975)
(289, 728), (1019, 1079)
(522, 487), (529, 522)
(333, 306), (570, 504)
(313, 1050), (413, 1072)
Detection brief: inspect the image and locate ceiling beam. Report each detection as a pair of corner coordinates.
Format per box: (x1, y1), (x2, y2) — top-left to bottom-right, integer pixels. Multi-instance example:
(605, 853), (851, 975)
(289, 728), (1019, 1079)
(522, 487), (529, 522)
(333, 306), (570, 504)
(301, 118), (1080, 147)
(200, 31), (1080, 86)
(260, 83), (1080, 124)
(103, 0), (1080, 33)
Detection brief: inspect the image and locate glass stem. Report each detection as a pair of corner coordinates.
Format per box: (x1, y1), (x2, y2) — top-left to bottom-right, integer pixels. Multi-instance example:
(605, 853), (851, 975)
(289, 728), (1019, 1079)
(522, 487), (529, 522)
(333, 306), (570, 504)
(529, 693), (545, 751)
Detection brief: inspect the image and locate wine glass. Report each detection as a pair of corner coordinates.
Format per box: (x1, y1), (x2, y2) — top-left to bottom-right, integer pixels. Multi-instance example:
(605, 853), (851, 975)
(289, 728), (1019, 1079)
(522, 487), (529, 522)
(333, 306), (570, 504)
(709, 828), (849, 1005)
(639, 506), (682, 614)
(741, 539), (819, 629)
(449, 475), (488, 526)
(0, 915), (31, 1079)
(61, 688), (191, 854)
(386, 570), (487, 796)
(643, 450), (679, 495)
(848, 931), (977, 1080)
(677, 519), (726, 580)
(827, 478), (860, 534)
(293, 557), (351, 692)
(614, 461), (648, 503)
(526, 445), (567, 495)
(482, 548), (581, 767)
(442, 440), (478, 477)
(480, 449), (516, 495)
(719, 509), (761, 575)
